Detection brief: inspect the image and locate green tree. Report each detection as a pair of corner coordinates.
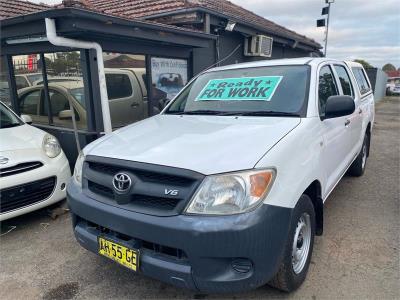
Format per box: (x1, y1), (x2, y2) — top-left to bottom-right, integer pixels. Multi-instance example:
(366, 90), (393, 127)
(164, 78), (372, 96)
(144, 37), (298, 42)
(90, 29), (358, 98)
(354, 59), (373, 69)
(382, 63), (396, 72)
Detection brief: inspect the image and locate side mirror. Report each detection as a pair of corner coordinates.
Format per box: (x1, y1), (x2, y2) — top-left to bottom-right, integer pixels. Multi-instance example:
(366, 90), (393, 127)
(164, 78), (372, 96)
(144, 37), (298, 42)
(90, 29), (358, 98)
(58, 110), (73, 120)
(324, 95), (355, 120)
(20, 114), (32, 124)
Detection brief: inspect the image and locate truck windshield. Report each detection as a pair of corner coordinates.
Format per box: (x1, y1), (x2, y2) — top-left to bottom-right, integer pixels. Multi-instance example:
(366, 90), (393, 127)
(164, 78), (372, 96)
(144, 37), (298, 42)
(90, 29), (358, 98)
(165, 65), (310, 117)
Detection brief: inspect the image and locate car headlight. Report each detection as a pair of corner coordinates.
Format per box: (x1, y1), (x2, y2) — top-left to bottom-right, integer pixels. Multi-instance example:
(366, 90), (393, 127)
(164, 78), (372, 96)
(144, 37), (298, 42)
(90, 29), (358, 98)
(185, 169), (276, 215)
(42, 134), (61, 158)
(73, 151), (85, 187)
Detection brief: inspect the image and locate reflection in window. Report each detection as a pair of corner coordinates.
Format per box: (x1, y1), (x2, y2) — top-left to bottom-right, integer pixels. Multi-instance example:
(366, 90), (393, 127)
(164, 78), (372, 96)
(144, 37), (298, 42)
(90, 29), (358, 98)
(103, 53), (148, 128)
(319, 66), (338, 117)
(47, 90), (70, 116)
(19, 90), (40, 116)
(12, 54), (42, 88)
(15, 76), (30, 90)
(105, 73), (133, 99)
(70, 87), (85, 108)
(45, 52), (86, 130)
(13, 52), (87, 130)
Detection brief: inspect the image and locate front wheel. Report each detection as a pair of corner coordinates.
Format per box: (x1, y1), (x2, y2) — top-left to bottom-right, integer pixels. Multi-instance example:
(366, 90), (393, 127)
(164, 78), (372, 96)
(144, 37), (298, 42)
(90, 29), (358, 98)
(268, 195), (315, 292)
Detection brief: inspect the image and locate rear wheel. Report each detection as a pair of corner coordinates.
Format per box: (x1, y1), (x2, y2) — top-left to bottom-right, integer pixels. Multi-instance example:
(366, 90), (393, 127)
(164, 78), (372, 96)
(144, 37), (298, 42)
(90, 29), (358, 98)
(348, 134), (369, 177)
(268, 195), (315, 292)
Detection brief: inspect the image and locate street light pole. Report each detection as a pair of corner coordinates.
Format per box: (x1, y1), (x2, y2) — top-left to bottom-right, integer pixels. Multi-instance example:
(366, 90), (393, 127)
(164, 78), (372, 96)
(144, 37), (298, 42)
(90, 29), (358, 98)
(324, 0), (334, 57)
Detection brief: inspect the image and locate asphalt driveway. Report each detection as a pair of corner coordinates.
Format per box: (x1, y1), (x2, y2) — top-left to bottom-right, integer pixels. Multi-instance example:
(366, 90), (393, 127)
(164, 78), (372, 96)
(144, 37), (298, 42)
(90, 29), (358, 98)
(1, 97), (399, 300)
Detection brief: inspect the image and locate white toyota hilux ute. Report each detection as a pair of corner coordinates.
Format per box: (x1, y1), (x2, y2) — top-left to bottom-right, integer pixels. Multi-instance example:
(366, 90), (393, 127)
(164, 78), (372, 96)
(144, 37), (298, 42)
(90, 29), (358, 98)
(67, 58), (374, 293)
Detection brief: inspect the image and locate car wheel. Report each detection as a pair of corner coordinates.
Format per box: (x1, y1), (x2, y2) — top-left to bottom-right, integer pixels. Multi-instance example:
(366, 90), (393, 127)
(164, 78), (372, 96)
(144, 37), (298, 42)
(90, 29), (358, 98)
(348, 134), (369, 177)
(268, 194), (315, 292)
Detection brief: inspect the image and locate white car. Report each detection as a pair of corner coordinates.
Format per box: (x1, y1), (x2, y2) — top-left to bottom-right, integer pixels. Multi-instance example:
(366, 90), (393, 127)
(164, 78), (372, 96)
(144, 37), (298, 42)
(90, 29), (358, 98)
(391, 84), (400, 95)
(0, 102), (71, 221)
(67, 58), (374, 293)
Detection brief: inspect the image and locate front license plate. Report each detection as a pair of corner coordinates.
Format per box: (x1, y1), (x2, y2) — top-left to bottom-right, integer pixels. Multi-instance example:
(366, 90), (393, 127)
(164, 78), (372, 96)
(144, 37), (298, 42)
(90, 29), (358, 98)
(98, 237), (139, 272)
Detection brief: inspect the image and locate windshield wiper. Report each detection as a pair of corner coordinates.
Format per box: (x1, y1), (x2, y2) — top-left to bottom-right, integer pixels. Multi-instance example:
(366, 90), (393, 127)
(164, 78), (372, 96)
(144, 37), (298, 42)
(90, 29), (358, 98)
(170, 110), (228, 115)
(167, 110), (301, 117)
(229, 111), (301, 117)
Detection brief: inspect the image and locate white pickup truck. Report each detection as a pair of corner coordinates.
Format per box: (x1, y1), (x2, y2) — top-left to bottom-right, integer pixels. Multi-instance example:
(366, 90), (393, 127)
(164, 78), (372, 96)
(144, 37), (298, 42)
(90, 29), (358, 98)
(67, 58), (374, 293)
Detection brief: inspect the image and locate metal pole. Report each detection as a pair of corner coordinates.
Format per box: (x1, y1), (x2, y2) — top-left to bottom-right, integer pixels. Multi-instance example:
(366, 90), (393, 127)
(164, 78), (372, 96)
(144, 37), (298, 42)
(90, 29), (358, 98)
(45, 18), (112, 134)
(324, 2), (331, 57)
(40, 53), (53, 125)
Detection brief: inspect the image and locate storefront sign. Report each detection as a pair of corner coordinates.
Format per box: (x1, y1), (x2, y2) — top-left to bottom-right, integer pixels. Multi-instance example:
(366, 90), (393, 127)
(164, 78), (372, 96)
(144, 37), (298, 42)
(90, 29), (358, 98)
(151, 57), (188, 100)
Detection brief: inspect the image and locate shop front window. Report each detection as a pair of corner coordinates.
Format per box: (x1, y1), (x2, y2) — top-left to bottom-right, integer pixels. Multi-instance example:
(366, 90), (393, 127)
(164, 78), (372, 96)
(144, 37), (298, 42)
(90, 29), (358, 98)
(13, 52), (87, 130)
(103, 53), (148, 129)
(150, 57), (188, 113)
(13, 54), (46, 125)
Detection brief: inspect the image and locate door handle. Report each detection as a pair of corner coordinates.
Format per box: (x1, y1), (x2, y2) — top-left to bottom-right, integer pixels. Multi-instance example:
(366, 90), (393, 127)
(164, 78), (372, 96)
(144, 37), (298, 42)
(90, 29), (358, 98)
(131, 102), (139, 107)
(345, 119), (351, 126)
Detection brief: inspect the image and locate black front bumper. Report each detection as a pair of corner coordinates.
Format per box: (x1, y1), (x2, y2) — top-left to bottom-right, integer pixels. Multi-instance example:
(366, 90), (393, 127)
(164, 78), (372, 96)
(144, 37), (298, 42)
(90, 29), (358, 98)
(67, 181), (292, 293)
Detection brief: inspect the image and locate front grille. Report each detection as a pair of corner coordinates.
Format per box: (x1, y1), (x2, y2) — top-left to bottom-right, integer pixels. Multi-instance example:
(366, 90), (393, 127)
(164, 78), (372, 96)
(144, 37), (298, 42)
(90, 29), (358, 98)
(88, 162), (193, 186)
(88, 182), (180, 211)
(131, 194), (179, 210)
(0, 161), (43, 177)
(88, 181), (113, 198)
(0, 176), (56, 213)
(84, 156), (204, 216)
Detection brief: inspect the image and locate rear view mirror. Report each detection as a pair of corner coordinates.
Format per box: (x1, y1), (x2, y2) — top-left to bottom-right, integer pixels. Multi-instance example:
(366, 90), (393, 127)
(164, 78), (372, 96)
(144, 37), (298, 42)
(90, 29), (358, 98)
(58, 110), (73, 120)
(324, 95), (355, 120)
(20, 114), (32, 124)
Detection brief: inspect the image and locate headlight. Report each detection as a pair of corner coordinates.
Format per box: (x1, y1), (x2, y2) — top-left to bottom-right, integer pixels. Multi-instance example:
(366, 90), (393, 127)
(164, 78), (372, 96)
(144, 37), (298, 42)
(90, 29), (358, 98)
(73, 151), (85, 187)
(185, 169), (276, 215)
(42, 134), (61, 158)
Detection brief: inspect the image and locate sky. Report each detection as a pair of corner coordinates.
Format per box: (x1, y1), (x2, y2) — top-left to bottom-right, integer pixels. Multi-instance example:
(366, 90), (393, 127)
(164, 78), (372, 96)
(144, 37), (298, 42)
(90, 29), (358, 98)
(230, 0), (400, 68)
(31, 0), (400, 68)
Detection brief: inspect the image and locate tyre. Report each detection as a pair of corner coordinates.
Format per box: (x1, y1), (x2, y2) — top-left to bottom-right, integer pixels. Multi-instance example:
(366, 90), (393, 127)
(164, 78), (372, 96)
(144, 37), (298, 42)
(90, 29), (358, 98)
(348, 134), (369, 177)
(269, 194), (316, 292)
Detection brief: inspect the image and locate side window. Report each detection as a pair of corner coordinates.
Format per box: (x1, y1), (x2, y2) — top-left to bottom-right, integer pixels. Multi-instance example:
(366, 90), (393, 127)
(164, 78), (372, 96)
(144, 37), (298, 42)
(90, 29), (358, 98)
(319, 65), (338, 117)
(15, 76), (30, 90)
(352, 67), (371, 95)
(334, 65), (353, 97)
(19, 90), (40, 115)
(48, 90), (70, 116)
(105, 74), (133, 100)
(43, 89), (85, 129)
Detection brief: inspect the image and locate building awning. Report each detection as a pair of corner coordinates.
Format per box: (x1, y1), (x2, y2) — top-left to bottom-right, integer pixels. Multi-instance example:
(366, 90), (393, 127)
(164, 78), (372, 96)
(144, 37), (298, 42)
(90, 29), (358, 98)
(1, 7), (216, 53)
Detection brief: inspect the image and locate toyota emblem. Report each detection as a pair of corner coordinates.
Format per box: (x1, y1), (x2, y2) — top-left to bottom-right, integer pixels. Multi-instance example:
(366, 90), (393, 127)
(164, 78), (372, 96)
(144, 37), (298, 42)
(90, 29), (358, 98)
(113, 172), (132, 193)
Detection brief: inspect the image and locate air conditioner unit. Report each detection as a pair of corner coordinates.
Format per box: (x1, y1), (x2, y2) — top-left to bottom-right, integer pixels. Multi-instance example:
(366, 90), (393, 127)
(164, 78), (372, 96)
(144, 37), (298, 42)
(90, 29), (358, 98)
(244, 35), (273, 57)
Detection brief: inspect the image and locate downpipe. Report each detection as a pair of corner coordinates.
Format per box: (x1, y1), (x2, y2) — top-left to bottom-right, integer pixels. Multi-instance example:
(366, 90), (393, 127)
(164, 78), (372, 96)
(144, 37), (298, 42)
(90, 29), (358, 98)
(45, 18), (112, 136)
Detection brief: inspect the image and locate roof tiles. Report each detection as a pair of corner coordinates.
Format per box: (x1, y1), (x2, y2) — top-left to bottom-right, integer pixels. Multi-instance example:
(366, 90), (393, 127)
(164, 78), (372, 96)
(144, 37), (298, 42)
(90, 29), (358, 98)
(85, 0), (320, 48)
(0, 0), (320, 48)
(0, 0), (49, 20)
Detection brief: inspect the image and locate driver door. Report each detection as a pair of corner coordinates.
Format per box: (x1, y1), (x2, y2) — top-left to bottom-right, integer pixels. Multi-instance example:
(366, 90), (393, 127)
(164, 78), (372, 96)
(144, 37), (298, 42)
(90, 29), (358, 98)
(318, 64), (354, 197)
